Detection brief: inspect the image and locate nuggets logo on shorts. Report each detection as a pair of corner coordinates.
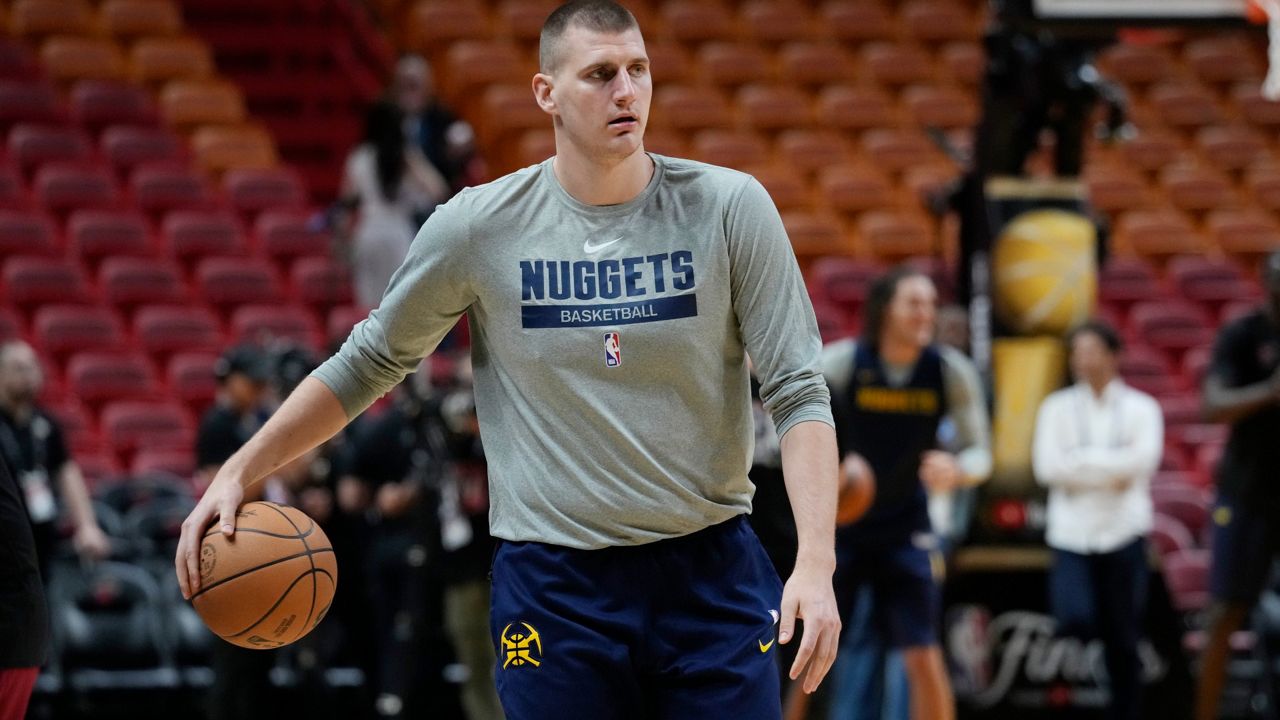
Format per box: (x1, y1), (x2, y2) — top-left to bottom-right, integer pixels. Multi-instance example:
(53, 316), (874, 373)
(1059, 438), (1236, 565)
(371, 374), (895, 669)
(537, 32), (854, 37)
(604, 332), (621, 367)
(501, 622), (544, 668)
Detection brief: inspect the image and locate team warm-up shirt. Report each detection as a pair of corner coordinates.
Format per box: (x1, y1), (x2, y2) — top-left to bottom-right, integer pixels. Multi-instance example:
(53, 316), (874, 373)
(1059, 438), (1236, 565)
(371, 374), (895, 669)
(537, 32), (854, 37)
(312, 154), (833, 549)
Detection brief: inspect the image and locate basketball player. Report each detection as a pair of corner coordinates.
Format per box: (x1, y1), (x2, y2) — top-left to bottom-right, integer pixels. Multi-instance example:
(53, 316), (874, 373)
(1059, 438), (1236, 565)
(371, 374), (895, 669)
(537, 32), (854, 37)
(822, 267), (991, 720)
(1195, 251), (1280, 720)
(174, 2), (842, 717)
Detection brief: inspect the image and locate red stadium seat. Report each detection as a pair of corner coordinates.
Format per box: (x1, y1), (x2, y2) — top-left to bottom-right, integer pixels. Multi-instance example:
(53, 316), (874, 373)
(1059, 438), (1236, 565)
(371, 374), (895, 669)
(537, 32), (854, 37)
(690, 130), (768, 169)
(1158, 164), (1234, 212)
(901, 0), (976, 43)
(32, 305), (126, 359)
(1167, 256), (1260, 309)
(818, 165), (895, 215)
(134, 305), (223, 357)
(1097, 43), (1175, 86)
(406, 1), (490, 50)
(0, 307), (24, 341)
(75, 449), (123, 482)
(1152, 488), (1211, 544)
(858, 211), (934, 260)
(161, 210), (248, 265)
(67, 209), (153, 267)
(652, 86), (732, 131)
(779, 43), (854, 87)
(1098, 256), (1168, 308)
(230, 304), (322, 349)
(862, 129), (940, 173)
(291, 257), (355, 310)
(129, 37), (215, 87)
(69, 80), (156, 131)
(45, 400), (97, 451)
(1129, 300), (1215, 355)
(0, 161), (27, 209)
(811, 300), (855, 343)
(158, 79), (246, 130)
(1116, 209), (1207, 259)
(697, 43), (772, 88)
(776, 129), (853, 173)
(1084, 163), (1149, 213)
(862, 43), (934, 86)
(99, 0), (183, 40)
(0, 38), (41, 81)
(99, 400), (194, 456)
(0, 79), (63, 129)
(1149, 514), (1196, 558)
(253, 209), (328, 263)
(8, 0), (96, 41)
(781, 211), (853, 259)
(1149, 83), (1222, 130)
(7, 123), (93, 170)
(902, 85), (979, 129)
(821, 1), (896, 42)
(0, 210), (60, 256)
(940, 41), (984, 85)
(39, 37), (127, 86)
(32, 161), (120, 213)
(660, 2), (735, 43)
(1119, 344), (1184, 396)
(195, 257), (285, 309)
(65, 351), (158, 406)
(166, 352), (219, 415)
(129, 162), (216, 215)
(1184, 36), (1260, 86)
(740, 1), (814, 44)
(816, 85), (898, 132)
(1195, 126), (1267, 172)
(645, 42), (693, 85)
(807, 256), (883, 310)
(222, 167), (307, 216)
(441, 41), (527, 100)
(100, 125), (184, 175)
(1120, 128), (1184, 174)
(98, 258), (188, 310)
(493, 0), (558, 43)
(3, 256), (93, 308)
(1205, 209), (1280, 264)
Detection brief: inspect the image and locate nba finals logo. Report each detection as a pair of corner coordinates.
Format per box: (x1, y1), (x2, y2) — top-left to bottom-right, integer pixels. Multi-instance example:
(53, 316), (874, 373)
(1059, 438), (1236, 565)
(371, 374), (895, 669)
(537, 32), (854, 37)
(501, 622), (543, 669)
(604, 332), (621, 367)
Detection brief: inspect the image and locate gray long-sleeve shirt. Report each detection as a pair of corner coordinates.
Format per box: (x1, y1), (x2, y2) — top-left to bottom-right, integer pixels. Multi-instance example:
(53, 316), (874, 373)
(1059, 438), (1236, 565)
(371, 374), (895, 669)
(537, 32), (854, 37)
(312, 154), (833, 549)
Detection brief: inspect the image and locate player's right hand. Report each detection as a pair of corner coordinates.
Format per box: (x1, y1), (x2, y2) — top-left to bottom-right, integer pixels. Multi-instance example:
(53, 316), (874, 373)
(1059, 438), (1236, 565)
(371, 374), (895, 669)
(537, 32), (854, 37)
(175, 471), (244, 600)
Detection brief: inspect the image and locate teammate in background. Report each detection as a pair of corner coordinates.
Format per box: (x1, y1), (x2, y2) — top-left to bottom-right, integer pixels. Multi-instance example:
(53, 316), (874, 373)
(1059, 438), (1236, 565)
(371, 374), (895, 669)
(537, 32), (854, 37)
(822, 268), (992, 720)
(1195, 251), (1280, 720)
(175, 2), (841, 718)
(0, 341), (110, 581)
(0, 454), (50, 720)
(1033, 321), (1163, 720)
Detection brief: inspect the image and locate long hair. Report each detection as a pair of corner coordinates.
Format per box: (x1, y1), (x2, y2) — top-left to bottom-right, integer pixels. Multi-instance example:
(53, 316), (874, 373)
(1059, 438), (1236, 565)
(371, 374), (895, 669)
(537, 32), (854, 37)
(364, 100), (406, 201)
(860, 265), (929, 350)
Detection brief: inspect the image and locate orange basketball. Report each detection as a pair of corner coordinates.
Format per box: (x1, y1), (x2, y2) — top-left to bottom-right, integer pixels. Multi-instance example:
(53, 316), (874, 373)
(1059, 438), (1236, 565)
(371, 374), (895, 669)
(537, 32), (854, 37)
(836, 454), (876, 526)
(192, 501), (337, 650)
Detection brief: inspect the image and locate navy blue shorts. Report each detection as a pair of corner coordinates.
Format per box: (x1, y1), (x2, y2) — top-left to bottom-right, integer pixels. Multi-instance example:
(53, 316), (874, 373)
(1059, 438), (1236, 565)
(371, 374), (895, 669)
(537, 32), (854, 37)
(833, 533), (944, 649)
(1210, 494), (1280, 606)
(489, 515), (784, 720)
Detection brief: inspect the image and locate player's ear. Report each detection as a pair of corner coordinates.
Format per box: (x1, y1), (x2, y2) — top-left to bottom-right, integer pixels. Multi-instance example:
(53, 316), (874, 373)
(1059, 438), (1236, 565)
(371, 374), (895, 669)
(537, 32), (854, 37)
(532, 73), (557, 115)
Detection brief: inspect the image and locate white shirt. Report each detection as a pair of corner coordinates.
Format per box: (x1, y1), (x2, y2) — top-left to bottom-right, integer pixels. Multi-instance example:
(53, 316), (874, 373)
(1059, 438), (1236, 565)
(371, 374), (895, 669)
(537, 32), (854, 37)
(1032, 379), (1163, 554)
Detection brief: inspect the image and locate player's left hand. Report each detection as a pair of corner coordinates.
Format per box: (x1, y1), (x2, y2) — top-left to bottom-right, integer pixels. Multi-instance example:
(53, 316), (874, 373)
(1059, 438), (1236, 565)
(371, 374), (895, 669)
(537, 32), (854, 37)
(919, 450), (962, 493)
(779, 558), (841, 694)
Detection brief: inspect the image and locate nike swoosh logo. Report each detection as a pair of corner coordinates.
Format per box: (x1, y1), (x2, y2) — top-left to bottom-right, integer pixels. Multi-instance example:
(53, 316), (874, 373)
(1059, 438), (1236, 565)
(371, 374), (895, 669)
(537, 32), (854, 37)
(759, 638), (775, 653)
(583, 236), (623, 254)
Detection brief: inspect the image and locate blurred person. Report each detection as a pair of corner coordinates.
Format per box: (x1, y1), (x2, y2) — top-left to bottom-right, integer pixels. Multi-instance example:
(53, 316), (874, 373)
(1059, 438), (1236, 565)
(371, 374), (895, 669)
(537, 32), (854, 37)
(197, 345), (278, 720)
(0, 453), (50, 720)
(392, 54), (483, 192)
(175, 2), (843, 719)
(1033, 320), (1162, 720)
(822, 267), (992, 720)
(0, 341), (109, 582)
(1195, 251), (1280, 720)
(339, 99), (450, 309)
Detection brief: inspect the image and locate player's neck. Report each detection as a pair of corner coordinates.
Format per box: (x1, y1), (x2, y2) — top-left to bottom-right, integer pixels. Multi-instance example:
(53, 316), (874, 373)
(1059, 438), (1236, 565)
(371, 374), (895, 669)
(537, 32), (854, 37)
(552, 149), (653, 206)
(878, 337), (921, 367)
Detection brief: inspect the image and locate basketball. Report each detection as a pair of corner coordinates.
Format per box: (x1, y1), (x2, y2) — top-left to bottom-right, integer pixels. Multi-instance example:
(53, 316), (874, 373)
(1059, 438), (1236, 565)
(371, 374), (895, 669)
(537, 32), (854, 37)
(836, 454), (876, 526)
(191, 501), (337, 650)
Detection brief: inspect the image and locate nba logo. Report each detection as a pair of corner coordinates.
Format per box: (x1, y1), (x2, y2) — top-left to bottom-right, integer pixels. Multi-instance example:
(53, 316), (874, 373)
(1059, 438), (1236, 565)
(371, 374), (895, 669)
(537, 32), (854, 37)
(604, 332), (621, 367)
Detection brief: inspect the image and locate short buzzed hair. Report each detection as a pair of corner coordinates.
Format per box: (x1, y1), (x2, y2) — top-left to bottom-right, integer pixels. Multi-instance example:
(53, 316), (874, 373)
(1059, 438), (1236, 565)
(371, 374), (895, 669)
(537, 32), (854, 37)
(539, 0), (638, 73)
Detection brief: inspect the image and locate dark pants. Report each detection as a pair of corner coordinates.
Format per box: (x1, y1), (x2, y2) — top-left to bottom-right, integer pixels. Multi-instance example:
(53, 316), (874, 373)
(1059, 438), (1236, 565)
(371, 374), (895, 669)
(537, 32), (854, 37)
(1049, 537), (1148, 720)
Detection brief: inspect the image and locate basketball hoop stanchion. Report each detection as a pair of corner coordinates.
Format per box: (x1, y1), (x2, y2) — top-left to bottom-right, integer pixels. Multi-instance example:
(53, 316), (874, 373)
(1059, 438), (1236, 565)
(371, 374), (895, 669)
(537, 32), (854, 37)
(1252, 0), (1280, 100)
